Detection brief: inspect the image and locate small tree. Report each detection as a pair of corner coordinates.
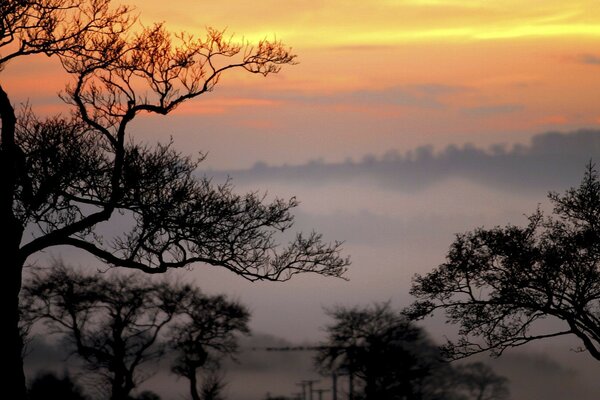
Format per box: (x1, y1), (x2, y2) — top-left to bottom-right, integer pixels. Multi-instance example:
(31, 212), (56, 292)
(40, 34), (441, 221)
(169, 292), (250, 400)
(197, 370), (227, 400)
(1, 2), (349, 398)
(316, 303), (454, 400)
(317, 303), (509, 400)
(407, 163), (600, 361)
(24, 265), (248, 400)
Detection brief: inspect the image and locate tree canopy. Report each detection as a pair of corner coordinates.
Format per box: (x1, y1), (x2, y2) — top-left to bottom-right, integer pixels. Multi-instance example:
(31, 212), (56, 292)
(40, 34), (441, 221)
(316, 303), (509, 400)
(169, 286), (250, 400)
(24, 264), (250, 400)
(7, 0), (347, 280)
(0, 2), (348, 397)
(407, 163), (600, 361)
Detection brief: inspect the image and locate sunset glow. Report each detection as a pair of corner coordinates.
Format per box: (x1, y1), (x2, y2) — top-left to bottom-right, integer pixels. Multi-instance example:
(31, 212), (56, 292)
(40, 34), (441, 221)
(3, 0), (600, 167)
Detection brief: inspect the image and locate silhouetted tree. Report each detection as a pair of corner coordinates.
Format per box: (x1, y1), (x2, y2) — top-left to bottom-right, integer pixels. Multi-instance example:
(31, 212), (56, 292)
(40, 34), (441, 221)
(28, 370), (88, 400)
(0, 0), (133, 68)
(407, 163), (600, 361)
(2, 2), (131, 394)
(197, 370), (227, 400)
(1, 1), (349, 398)
(169, 291), (249, 400)
(317, 303), (509, 400)
(24, 265), (247, 400)
(316, 303), (456, 400)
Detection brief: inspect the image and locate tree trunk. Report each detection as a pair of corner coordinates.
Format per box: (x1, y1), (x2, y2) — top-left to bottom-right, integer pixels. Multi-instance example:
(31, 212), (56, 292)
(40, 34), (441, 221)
(331, 372), (337, 400)
(188, 370), (201, 400)
(111, 332), (132, 400)
(0, 84), (27, 399)
(348, 371), (354, 400)
(2, 239), (26, 399)
(111, 371), (133, 400)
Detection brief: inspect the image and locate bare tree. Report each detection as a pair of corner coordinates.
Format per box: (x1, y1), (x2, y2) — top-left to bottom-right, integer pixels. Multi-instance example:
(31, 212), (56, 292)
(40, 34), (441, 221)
(24, 264), (248, 400)
(406, 163), (600, 361)
(1, 2), (349, 398)
(25, 265), (181, 399)
(0, 0), (133, 67)
(169, 292), (249, 400)
(197, 370), (227, 400)
(2, 2), (132, 395)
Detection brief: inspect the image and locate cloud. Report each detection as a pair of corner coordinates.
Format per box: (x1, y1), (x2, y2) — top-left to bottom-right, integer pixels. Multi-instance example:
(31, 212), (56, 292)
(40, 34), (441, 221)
(461, 103), (524, 116)
(343, 86), (445, 109)
(577, 53), (600, 65)
(332, 84), (468, 109)
(205, 130), (600, 193)
(215, 83), (468, 110)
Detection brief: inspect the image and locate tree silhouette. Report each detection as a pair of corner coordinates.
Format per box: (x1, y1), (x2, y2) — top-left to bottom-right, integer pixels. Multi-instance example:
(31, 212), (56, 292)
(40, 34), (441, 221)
(407, 163), (600, 361)
(196, 370), (227, 400)
(169, 291), (249, 400)
(316, 303), (509, 400)
(1, 1), (349, 398)
(24, 265), (248, 400)
(0, 0), (133, 67)
(317, 303), (447, 400)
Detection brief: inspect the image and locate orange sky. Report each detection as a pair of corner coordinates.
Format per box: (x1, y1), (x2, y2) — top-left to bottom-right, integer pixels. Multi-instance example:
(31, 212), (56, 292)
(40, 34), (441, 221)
(3, 0), (600, 168)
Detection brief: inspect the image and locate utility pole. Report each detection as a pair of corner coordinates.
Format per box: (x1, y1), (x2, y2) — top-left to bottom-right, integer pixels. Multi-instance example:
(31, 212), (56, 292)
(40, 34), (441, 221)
(314, 388), (330, 400)
(296, 381), (307, 400)
(304, 379), (319, 400)
(348, 371), (354, 400)
(331, 372), (338, 400)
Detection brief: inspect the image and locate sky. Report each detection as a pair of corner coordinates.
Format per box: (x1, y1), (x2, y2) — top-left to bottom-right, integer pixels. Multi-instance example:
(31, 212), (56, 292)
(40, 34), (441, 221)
(5, 0), (600, 168)
(5, 0), (600, 399)
(125, 0), (600, 168)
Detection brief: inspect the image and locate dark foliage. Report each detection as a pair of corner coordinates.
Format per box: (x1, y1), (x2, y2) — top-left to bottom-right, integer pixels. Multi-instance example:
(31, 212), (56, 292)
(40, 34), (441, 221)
(170, 291), (249, 400)
(315, 303), (509, 400)
(24, 264), (248, 400)
(407, 163), (600, 361)
(0, 2), (348, 398)
(28, 370), (88, 400)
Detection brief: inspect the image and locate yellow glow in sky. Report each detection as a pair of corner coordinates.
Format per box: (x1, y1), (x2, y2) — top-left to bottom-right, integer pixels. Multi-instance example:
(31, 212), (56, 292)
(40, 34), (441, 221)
(129, 0), (600, 46)
(123, 0), (600, 166)
(2, 0), (600, 168)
